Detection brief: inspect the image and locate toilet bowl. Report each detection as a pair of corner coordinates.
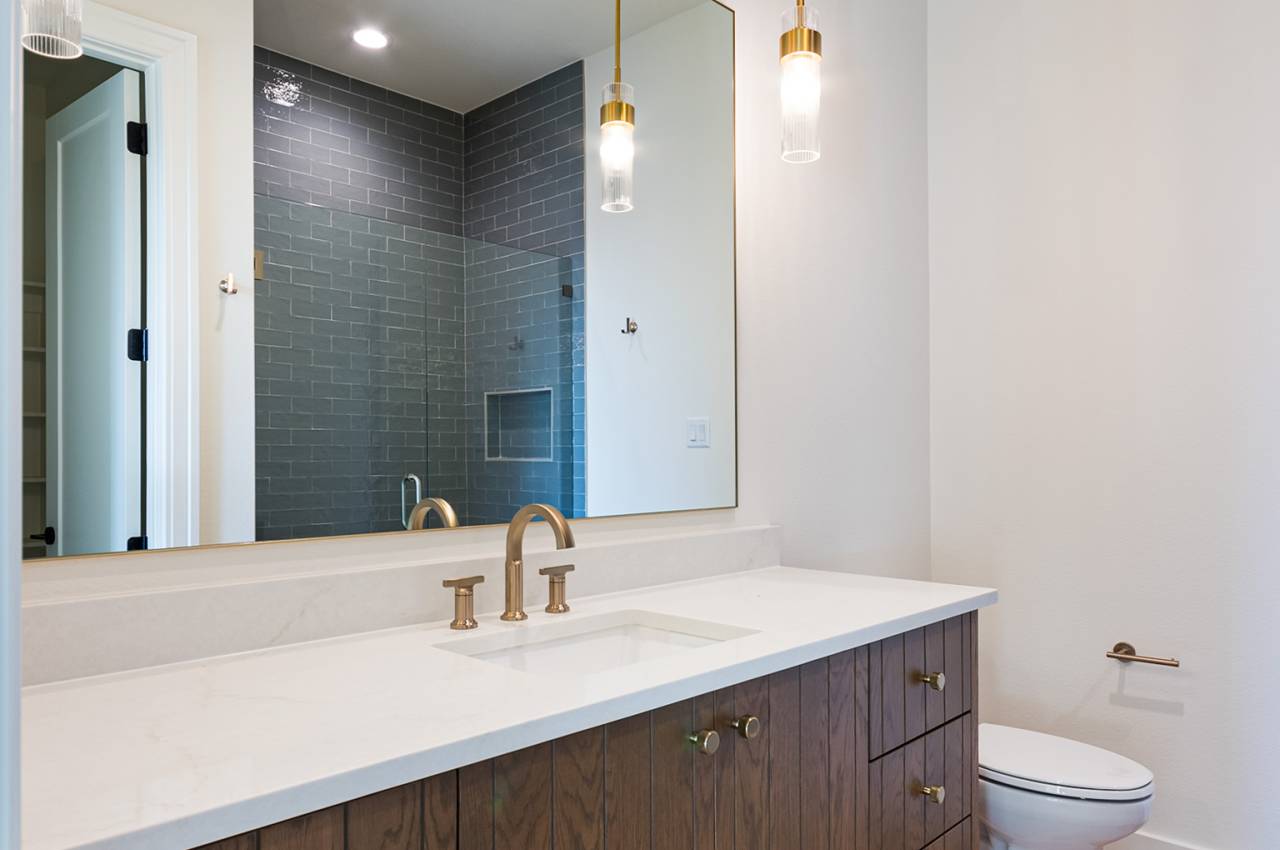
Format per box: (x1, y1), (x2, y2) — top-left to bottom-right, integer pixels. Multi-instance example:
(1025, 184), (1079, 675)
(978, 724), (1153, 850)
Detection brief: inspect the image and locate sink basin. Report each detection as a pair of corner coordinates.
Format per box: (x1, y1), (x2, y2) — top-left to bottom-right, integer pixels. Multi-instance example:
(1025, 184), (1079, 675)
(436, 609), (756, 675)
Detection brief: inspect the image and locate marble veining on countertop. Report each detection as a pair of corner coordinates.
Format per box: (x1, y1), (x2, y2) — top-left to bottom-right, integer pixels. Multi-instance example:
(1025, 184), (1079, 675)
(21, 566), (996, 850)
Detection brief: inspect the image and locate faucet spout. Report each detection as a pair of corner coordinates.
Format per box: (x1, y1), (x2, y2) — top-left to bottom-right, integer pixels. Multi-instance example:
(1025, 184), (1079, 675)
(407, 497), (460, 530)
(502, 503), (575, 621)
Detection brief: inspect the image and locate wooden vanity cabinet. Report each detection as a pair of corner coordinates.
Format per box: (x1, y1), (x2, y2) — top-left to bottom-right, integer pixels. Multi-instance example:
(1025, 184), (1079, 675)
(196, 612), (978, 850)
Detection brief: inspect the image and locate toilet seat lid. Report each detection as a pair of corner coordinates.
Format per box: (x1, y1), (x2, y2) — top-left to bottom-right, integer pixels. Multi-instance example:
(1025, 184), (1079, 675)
(978, 724), (1154, 802)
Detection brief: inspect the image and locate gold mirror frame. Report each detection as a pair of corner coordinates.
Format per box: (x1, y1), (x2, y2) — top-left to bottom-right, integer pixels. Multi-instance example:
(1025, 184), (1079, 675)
(23, 1), (737, 565)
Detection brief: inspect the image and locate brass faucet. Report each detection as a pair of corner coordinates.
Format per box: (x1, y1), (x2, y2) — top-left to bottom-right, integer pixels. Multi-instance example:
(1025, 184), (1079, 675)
(407, 497), (460, 530)
(502, 503), (576, 621)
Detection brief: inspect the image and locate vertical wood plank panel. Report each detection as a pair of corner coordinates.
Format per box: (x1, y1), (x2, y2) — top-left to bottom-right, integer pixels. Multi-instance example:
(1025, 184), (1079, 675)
(868, 640), (883, 758)
(961, 615), (973, 716)
(495, 743), (552, 850)
(769, 668), (801, 850)
(693, 693), (718, 850)
(960, 714), (972, 823)
(828, 651), (856, 850)
(606, 712), (652, 850)
(943, 719), (965, 831)
(903, 628), (926, 743)
(347, 782), (422, 850)
(970, 613), (980, 850)
(424, 771), (459, 850)
(195, 836), (258, 850)
(653, 700), (696, 850)
(554, 728), (605, 850)
(867, 759), (882, 850)
(923, 622), (946, 731)
(259, 806), (343, 850)
(733, 675), (769, 850)
(944, 820), (971, 850)
(878, 748), (904, 850)
(943, 617), (964, 721)
(712, 688), (737, 850)
(854, 645), (870, 850)
(903, 736), (926, 850)
(458, 761), (494, 850)
(924, 726), (946, 843)
(799, 660), (830, 850)
(880, 633), (906, 754)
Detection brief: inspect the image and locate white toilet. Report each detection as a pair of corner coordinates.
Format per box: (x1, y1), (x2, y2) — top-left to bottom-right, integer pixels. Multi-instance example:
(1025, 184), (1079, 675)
(978, 724), (1153, 850)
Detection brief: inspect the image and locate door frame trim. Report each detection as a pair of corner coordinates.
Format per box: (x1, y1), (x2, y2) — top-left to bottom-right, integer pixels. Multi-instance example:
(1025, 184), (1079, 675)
(81, 2), (199, 549)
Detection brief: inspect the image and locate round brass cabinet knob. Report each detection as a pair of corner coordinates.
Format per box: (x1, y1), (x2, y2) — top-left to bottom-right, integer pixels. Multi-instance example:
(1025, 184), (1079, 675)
(919, 785), (946, 805)
(730, 715), (762, 740)
(917, 672), (946, 692)
(689, 729), (721, 756)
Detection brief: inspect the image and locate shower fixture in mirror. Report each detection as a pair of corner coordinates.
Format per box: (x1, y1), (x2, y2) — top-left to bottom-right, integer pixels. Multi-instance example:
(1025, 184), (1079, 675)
(19, 0), (736, 560)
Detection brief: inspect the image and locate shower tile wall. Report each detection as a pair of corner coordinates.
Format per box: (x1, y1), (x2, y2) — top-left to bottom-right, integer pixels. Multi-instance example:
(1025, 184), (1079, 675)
(462, 62), (586, 524)
(253, 49), (466, 539)
(253, 50), (585, 537)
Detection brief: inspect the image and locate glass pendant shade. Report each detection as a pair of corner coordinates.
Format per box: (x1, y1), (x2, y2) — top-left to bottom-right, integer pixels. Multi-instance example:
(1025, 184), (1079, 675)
(21, 0), (84, 59)
(600, 82), (636, 213)
(780, 5), (821, 164)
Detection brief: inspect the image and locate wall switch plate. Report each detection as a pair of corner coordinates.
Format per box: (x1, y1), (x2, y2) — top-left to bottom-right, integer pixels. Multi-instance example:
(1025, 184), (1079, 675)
(686, 417), (710, 448)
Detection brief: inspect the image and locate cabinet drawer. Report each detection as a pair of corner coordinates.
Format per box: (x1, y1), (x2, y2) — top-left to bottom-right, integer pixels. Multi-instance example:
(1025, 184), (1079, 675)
(869, 612), (973, 759)
(869, 714), (973, 850)
(923, 819), (973, 850)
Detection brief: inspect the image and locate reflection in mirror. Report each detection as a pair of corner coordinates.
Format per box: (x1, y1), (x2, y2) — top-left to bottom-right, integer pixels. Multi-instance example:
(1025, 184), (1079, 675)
(20, 0), (736, 558)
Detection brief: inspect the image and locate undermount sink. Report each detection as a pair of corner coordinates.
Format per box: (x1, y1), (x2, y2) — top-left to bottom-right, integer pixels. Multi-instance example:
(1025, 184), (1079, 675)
(437, 609), (756, 675)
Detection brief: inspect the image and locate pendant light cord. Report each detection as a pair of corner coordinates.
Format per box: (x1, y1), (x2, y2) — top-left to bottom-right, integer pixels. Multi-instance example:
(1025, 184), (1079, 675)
(613, 0), (622, 84)
(614, 0), (624, 84)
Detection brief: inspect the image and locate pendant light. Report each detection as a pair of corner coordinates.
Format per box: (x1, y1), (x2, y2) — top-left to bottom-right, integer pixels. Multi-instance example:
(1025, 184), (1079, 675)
(779, 0), (821, 163)
(600, 0), (636, 213)
(21, 0), (84, 59)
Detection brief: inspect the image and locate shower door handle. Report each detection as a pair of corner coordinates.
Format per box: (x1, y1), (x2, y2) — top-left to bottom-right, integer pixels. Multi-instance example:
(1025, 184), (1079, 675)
(401, 474), (422, 529)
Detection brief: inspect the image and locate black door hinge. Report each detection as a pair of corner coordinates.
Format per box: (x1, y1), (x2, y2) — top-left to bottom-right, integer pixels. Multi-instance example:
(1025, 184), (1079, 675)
(127, 328), (149, 362)
(29, 526), (55, 546)
(127, 121), (148, 155)
(127, 535), (148, 551)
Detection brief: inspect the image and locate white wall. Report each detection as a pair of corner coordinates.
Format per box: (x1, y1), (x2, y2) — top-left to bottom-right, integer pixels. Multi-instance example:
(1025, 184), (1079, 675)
(928, 3), (1280, 849)
(735, 0), (931, 576)
(1, 2), (23, 843)
(584, 3), (737, 517)
(94, 0), (256, 546)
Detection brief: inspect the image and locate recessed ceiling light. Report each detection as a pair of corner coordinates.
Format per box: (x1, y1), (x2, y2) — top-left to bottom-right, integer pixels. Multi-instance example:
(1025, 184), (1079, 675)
(353, 28), (388, 49)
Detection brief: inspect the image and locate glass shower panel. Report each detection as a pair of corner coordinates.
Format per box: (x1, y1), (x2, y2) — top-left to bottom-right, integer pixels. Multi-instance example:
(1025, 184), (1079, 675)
(253, 196), (580, 539)
(461, 238), (579, 526)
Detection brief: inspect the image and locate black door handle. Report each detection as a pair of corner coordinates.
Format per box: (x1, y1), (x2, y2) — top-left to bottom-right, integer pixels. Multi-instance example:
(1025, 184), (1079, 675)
(29, 526), (55, 545)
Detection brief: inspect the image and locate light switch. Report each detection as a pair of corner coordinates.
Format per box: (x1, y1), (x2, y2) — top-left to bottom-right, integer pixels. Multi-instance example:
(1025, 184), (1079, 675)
(686, 417), (710, 448)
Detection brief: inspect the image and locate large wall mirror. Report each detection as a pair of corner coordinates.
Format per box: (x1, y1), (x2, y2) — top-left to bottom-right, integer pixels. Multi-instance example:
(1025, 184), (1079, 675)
(21, 0), (736, 559)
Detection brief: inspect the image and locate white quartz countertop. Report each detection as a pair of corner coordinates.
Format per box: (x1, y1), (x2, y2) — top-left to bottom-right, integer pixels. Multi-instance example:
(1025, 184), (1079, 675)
(21, 566), (996, 850)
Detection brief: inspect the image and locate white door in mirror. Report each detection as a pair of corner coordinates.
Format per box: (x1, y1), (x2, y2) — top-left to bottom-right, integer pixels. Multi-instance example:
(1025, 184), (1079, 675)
(45, 69), (144, 556)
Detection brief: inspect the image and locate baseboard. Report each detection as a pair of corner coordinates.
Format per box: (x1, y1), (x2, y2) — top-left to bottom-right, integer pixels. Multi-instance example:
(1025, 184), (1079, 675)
(1113, 830), (1216, 850)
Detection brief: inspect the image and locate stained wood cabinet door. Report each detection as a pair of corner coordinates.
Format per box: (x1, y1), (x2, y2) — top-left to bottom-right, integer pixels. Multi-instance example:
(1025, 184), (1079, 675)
(724, 651), (871, 850)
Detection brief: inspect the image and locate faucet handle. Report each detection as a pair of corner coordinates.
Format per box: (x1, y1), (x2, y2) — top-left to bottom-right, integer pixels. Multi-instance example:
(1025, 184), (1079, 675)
(538, 564), (575, 614)
(443, 575), (485, 630)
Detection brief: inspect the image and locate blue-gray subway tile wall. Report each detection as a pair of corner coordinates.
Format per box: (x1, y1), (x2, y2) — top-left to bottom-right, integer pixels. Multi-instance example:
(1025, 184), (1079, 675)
(254, 48), (585, 538)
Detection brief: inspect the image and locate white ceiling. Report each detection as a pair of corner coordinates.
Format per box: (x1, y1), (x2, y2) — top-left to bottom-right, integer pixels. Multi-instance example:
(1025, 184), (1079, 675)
(255, 0), (713, 114)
